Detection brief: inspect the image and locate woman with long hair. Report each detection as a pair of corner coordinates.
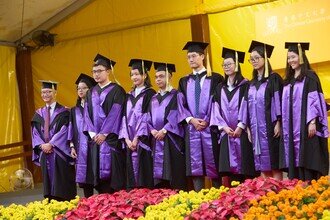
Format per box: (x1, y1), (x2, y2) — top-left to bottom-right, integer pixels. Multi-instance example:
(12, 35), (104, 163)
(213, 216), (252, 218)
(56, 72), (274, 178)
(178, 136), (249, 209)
(69, 73), (96, 197)
(119, 59), (156, 189)
(211, 47), (257, 183)
(279, 42), (328, 180)
(239, 40), (283, 180)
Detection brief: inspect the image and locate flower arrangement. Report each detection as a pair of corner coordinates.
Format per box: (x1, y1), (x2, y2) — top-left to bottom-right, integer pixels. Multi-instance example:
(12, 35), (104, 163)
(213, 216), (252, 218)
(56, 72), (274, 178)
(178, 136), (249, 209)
(140, 186), (228, 220)
(245, 176), (330, 219)
(187, 177), (298, 219)
(58, 188), (177, 220)
(0, 196), (79, 220)
(322, 209), (330, 220)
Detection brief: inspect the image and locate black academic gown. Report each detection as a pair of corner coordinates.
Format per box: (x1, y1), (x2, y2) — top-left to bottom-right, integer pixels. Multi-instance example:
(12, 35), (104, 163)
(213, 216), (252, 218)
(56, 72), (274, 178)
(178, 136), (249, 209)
(83, 83), (127, 191)
(120, 87), (156, 189)
(148, 89), (187, 190)
(177, 72), (224, 179)
(211, 79), (257, 178)
(31, 103), (76, 201)
(279, 71), (329, 180)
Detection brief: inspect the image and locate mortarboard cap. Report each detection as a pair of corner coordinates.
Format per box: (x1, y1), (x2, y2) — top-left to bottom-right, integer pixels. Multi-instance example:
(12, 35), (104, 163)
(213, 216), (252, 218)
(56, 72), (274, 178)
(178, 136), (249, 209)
(93, 53), (116, 69)
(75, 73), (97, 88)
(182, 41), (209, 54)
(222, 47), (245, 63)
(128, 59), (153, 72)
(154, 62), (176, 74)
(39, 80), (58, 90)
(248, 40), (274, 58)
(285, 42), (309, 65)
(285, 42), (309, 51)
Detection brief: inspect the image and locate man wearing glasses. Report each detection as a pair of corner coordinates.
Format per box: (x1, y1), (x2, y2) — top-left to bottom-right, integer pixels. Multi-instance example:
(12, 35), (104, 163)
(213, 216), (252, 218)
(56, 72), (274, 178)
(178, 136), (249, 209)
(177, 41), (224, 191)
(31, 81), (77, 201)
(83, 54), (126, 195)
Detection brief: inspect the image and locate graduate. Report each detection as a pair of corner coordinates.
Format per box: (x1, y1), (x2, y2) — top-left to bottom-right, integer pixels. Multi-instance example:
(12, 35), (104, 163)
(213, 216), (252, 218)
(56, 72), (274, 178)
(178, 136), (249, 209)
(148, 62), (187, 190)
(210, 47), (257, 182)
(177, 41), (224, 191)
(239, 40), (283, 180)
(83, 54), (126, 194)
(279, 42), (329, 180)
(68, 73), (97, 198)
(31, 81), (76, 201)
(119, 59), (156, 189)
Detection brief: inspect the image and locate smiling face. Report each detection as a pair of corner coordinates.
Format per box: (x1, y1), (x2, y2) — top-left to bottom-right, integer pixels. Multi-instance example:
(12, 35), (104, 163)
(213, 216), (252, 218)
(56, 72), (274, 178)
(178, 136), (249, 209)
(287, 51), (300, 70)
(222, 57), (236, 76)
(130, 69), (145, 87)
(41, 88), (56, 104)
(249, 51), (265, 71)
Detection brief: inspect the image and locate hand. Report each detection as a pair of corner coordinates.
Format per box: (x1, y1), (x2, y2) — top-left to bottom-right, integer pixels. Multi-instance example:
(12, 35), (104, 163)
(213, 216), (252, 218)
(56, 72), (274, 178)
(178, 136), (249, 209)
(273, 121), (281, 138)
(131, 137), (139, 151)
(125, 138), (133, 149)
(223, 127), (234, 137)
(41, 143), (53, 154)
(247, 127), (252, 143)
(151, 129), (158, 138)
(190, 118), (207, 131)
(308, 121), (316, 138)
(71, 148), (77, 158)
(233, 127), (242, 138)
(155, 131), (166, 141)
(200, 120), (209, 129)
(94, 134), (106, 145)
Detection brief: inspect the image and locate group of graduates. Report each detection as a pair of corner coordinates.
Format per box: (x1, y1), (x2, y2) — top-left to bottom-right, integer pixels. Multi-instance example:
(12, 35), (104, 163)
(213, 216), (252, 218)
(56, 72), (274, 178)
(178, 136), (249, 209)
(31, 40), (329, 201)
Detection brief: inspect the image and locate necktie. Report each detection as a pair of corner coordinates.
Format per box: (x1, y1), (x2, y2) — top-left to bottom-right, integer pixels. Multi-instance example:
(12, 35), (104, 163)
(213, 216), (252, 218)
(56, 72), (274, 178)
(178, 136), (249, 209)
(44, 106), (51, 142)
(195, 74), (201, 117)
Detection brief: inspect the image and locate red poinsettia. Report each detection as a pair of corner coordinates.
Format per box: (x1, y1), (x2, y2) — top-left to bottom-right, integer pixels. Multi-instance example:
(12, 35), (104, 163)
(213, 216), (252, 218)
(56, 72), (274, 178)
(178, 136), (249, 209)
(186, 177), (298, 220)
(57, 188), (177, 220)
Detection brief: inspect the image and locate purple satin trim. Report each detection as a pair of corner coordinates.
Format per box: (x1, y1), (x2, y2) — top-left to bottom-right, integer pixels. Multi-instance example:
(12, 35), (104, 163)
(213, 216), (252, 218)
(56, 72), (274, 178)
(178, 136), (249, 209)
(307, 91), (329, 137)
(228, 136), (242, 173)
(282, 79), (329, 168)
(212, 86), (243, 173)
(238, 99), (248, 126)
(177, 92), (192, 123)
(186, 78), (212, 119)
(188, 126), (218, 178)
(153, 140), (164, 179)
(248, 81), (271, 171)
(138, 141), (151, 151)
(131, 151), (139, 184)
(125, 96), (148, 139)
(99, 141), (112, 179)
(271, 91), (281, 122)
(164, 110), (184, 137)
(282, 81), (303, 167)
(73, 107), (89, 183)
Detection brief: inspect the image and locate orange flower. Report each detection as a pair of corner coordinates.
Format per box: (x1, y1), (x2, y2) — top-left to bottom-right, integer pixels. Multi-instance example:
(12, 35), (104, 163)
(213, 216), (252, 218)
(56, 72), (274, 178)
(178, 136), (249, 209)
(245, 176), (330, 219)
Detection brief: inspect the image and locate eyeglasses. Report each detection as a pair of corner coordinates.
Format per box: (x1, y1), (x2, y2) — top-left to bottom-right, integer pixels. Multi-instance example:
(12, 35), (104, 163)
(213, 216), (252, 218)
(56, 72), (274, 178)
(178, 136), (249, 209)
(92, 69), (107, 74)
(41, 91), (53, 95)
(222, 63), (235, 68)
(248, 56), (262, 63)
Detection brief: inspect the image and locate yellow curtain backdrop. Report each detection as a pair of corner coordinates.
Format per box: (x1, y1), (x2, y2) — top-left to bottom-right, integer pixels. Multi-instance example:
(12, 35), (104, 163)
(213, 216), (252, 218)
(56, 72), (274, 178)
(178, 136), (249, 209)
(0, 46), (23, 192)
(50, 0), (199, 42)
(32, 19), (192, 108)
(208, 0), (330, 145)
